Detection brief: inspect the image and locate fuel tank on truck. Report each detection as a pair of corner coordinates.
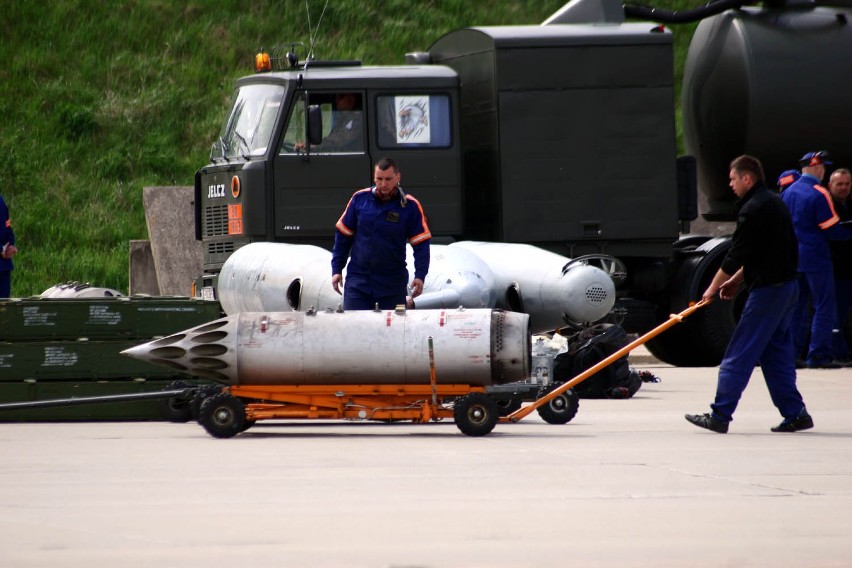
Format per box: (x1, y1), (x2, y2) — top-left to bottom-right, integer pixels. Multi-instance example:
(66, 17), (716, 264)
(449, 241), (615, 333)
(122, 308), (530, 387)
(683, 5), (852, 220)
(216, 242), (339, 315)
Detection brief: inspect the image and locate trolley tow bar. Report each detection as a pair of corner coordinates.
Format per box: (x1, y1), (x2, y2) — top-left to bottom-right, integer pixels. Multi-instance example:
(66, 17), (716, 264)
(501, 299), (711, 424)
(0, 387), (199, 412)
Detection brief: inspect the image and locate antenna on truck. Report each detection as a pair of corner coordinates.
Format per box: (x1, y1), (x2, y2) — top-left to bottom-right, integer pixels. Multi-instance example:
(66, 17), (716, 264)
(305, 0), (330, 62)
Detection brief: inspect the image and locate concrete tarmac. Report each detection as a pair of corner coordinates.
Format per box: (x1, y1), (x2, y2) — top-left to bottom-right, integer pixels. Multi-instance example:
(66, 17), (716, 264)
(1, 361), (850, 568)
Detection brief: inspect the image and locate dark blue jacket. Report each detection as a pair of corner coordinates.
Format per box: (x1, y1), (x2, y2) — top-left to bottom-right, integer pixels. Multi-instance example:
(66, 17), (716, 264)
(332, 186), (431, 297)
(781, 173), (852, 273)
(0, 194), (14, 272)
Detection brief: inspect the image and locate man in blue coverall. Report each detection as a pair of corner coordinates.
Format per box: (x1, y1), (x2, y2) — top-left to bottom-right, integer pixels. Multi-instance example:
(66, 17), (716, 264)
(331, 157), (431, 310)
(686, 155), (812, 434)
(0, 192), (18, 298)
(781, 151), (852, 368)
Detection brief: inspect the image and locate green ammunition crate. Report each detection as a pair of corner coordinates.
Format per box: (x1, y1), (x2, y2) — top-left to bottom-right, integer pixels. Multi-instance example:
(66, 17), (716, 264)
(0, 379), (203, 421)
(0, 296), (222, 341)
(0, 339), (195, 382)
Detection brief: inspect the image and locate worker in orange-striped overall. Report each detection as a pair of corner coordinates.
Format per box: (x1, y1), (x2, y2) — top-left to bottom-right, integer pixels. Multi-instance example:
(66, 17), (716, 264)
(331, 157), (431, 310)
(781, 151), (852, 368)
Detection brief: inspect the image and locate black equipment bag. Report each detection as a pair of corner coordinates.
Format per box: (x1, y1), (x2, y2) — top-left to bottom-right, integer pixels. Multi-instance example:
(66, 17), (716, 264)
(553, 324), (642, 399)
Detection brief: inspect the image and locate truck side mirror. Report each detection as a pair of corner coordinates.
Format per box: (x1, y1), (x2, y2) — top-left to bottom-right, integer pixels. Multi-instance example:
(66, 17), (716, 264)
(307, 104), (323, 145)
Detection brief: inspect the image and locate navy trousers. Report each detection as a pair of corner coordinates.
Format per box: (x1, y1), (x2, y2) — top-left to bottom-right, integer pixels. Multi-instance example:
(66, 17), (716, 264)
(711, 279), (806, 423)
(793, 271), (838, 365)
(0, 270), (10, 298)
(343, 286), (406, 311)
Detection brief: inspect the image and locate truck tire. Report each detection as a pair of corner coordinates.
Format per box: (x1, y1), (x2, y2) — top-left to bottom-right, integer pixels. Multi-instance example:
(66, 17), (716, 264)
(646, 237), (738, 367)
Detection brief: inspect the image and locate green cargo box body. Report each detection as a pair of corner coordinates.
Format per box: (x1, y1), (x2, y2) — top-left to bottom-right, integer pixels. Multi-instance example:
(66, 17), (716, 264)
(0, 379), (210, 421)
(0, 339), (200, 382)
(0, 296), (222, 341)
(0, 297), (222, 420)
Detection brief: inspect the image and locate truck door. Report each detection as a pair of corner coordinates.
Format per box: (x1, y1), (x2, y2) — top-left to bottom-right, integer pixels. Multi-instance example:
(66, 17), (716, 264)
(273, 90), (372, 246)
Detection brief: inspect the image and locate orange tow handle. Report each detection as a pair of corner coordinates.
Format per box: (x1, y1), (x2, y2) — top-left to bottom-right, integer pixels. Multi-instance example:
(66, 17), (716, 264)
(502, 299), (712, 423)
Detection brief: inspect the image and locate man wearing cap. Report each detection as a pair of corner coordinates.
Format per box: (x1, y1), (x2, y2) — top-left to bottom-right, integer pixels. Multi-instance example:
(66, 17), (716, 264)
(828, 168), (852, 364)
(781, 151), (852, 368)
(686, 155), (811, 434)
(777, 170), (800, 192)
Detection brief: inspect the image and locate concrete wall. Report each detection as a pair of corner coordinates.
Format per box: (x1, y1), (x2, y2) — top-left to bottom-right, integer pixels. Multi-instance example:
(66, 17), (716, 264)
(132, 186), (203, 296)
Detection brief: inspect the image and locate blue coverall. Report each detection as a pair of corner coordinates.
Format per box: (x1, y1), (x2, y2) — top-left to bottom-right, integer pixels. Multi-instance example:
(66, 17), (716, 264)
(331, 186), (431, 310)
(710, 183), (806, 423)
(0, 194), (15, 299)
(781, 173), (852, 365)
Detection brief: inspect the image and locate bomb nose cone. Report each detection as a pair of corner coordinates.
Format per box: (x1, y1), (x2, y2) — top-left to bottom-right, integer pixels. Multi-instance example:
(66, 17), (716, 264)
(121, 317), (238, 383)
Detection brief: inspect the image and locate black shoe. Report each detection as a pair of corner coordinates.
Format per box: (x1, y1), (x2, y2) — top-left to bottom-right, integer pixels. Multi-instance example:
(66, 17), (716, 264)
(795, 358), (807, 369)
(806, 359), (842, 369)
(685, 413), (728, 433)
(832, 358), (852, 368)
(771, 414), (814, 433)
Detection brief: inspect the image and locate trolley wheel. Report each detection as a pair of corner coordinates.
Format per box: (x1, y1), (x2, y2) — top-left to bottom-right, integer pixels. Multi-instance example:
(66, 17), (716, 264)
(536, 382), (580, 425)
(191, 385), (223, 421)
(198, 393), (246, 438)
(454, 392), (500, 437)
(495, 397), (523, 417)
(159, 380), (193, 423)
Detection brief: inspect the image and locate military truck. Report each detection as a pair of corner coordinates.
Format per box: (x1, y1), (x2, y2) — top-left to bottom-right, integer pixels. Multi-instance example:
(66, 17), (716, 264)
(193, 0), (852, 366)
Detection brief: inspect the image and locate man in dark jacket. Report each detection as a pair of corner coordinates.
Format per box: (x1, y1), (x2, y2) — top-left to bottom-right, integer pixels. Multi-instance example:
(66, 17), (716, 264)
(686, 155), (812, 434)
(331, 158), (431, 310)
(0, 192), (17, 298)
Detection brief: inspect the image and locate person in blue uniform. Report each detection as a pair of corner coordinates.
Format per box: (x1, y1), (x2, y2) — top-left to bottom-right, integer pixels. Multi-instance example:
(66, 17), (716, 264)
(828, 168), (852, 364)
(686, 155), (812, 434)
(781, 151), (852, 368)
(777, 169), (800, 192)
(331, 157), (431, 310)
(0, 192), (18, 298)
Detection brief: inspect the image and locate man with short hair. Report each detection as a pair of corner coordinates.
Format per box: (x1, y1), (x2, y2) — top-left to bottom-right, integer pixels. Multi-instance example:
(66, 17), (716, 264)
(781, 151), (852, 368)
(331, 158), (431, 310)
(686, 155), (811, 434)
(828, 168), (852, 363)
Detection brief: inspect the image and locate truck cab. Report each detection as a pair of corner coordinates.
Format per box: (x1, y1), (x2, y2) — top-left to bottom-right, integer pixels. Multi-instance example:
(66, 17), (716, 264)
(195, 63), (463, 280)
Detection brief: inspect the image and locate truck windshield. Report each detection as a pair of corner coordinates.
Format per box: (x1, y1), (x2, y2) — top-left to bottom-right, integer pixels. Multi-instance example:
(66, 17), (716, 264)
(212, 83), (285, 160)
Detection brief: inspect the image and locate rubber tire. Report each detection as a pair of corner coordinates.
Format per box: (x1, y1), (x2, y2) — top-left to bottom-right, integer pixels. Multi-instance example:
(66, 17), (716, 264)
(535, 382), (580, 425)
(454, 392), (500, 437)
(159, 380), (193, 423)
(198, 393), (246, 438)
(646, 239), (739, 367)
(495, 397), (523, 417)
(191, 385), (223, 421)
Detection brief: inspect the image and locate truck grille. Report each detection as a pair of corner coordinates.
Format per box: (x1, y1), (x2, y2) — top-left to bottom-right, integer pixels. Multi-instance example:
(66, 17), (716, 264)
(206, 241), (236, 256)
(204, 205), (229, 236)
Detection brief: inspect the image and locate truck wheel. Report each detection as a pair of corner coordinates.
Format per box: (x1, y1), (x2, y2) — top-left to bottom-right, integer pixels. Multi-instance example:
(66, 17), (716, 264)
(647, 237), (737, 367)
(199, 393), (246, 438)
(454, 393), (499, 436)
(535, 382), (579, 424)
(495, 397), (523, 417)
(159, 380), (193, 422)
